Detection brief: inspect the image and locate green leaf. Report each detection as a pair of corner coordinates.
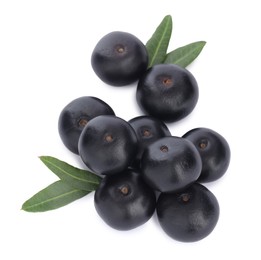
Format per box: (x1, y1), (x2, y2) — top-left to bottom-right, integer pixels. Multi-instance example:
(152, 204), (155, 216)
(146, 15), (172, 68)
(39, 156), (102, 191)
(164, 41), (206, 68)
(22, 180), (90, 212)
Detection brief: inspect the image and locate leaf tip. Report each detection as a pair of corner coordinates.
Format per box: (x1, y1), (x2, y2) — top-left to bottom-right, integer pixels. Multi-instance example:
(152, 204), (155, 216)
(39, 155), (47, 159)
(164, 14), (172, 20)
(21, 203), (28, 212)
(38, 155), (45, 161)
(163, 15), (172, 27)
(196, 41), (207, 49)
(39, 155), (51, 164)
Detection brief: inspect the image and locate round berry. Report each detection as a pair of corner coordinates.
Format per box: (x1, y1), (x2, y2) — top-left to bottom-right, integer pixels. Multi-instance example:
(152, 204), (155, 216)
(141, 136), (202, 193)
(91, 31), (148, 86)
(58, 96), (115, 154)
(78, 115), (138, 175)
(136, 64), (199, 122)
(94, 169), (156, 230)
(157, 183), (219, 242)
(183, 127), (231, 182)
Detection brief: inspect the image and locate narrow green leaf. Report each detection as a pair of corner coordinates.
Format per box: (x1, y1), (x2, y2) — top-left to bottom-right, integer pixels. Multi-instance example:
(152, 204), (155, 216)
(22, 180), (90, 212)
(39, 156), (102, 191)
(146, 15), (172, 68)
(164, 41), (206, 68)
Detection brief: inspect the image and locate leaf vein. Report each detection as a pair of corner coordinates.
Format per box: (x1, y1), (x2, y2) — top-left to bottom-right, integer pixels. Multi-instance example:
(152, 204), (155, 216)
(149, 18), (171, 67)
(23, 189), (85, 210)
(42, 158), (100, 185)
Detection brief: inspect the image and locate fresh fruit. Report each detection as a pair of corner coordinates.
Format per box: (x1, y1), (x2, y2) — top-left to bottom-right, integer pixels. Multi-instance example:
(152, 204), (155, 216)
(23, 15), (228, 244)
(157, 183), (219, 242)
(183, 128), (231, 182)
(136, 64), (199, 122)
(94, 169), (156, 230)
(128, 115), (171, 167)
(141, 136), (202, 193)
(91, 31), (148, 86)
(78, 115), (138, 175)
(58, 96), (115, 154)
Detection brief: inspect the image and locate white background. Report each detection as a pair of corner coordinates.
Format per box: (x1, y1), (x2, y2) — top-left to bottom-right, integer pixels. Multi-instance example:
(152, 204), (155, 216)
(1, 0), (261, 259)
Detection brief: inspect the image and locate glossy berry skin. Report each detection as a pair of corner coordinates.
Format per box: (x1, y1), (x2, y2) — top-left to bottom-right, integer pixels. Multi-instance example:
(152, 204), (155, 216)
(128, 116), (171, 168)
(91, 31), (148, 86)
(136, 64), (199, 122)
(141, 136), (202, 193)
(157, 183), (220, 242)
(78, 115), (138, 175)
(94, 169), (156, 231)
(58, 96), (115, 154)
(182, 128), (231, 183)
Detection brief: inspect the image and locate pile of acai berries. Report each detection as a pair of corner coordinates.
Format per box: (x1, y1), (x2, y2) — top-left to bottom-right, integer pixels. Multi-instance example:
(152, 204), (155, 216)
(58, 31), (231, 243)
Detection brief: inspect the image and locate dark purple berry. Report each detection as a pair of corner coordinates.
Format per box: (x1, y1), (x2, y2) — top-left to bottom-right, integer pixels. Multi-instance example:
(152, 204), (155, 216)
(94, 169), (156, 230)
(183, 127), (230, 182)
(136, 64), (199, 122)
(157, 183), (219, 242)
(78, 115), (138, 175)
(91, 31), (148, 86)
(58, 96), (115, 154)
(141, 136), (202, 193)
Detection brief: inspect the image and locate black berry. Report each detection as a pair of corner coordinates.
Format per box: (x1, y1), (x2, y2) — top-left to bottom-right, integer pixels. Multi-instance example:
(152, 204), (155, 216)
(91, 31), (148, 86)
(94, 169), (156, 230)
(136, 64), (199, 122)
(58, 96), (115, 154)
(183, 127), (231, 182)
(141, 136), (202, 193)
(157, 183), (219, 242)
(78, 115), (138, 175)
